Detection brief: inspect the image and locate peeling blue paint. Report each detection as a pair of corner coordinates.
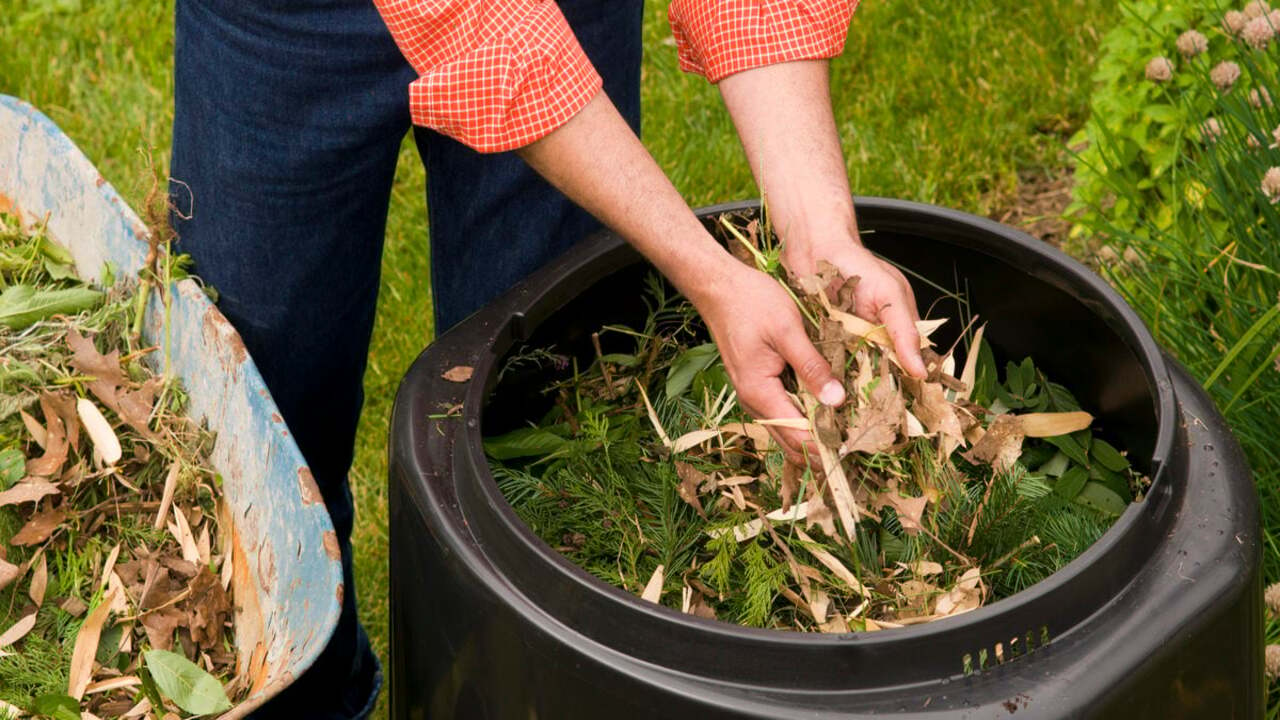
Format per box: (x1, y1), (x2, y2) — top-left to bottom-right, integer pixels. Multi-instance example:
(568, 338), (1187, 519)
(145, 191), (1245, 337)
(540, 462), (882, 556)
(0, 95), (341, 714)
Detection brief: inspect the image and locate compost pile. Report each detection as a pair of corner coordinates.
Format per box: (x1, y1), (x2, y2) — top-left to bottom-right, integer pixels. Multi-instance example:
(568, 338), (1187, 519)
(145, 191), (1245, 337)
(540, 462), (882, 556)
(1, 212), (241, 718)
(488, 211), (1146, 633)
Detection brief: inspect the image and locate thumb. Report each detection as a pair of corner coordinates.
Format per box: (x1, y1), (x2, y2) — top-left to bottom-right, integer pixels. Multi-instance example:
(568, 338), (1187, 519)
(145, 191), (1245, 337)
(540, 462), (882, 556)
(776, 320), (845, 407)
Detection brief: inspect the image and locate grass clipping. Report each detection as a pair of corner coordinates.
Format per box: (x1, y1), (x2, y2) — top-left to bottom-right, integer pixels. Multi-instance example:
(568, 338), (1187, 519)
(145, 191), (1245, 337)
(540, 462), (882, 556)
(0, 212), (240, 717)
(489, 211), (1146, 633)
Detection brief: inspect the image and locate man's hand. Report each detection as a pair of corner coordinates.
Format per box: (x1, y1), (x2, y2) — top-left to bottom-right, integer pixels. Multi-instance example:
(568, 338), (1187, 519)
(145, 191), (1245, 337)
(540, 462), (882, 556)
(781, 236), (928, 380)
(692, 262), (846, 465)
(718, 59), (929, 382)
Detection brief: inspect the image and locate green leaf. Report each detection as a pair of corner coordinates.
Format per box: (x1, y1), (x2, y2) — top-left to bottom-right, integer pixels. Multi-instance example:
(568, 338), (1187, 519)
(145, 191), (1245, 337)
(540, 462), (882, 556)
(1054, 466), (1090, 500)
(596, 353), (638, 368)
(1073, 481), (1127, 517)
(665, 343), (719, 399)
(1044, 433), (1090, 466)
(138, 666), (166, 713)
(972, 338), (998, 406)
(1018, 444), (1057, 470)
(143, 649), (233, 715)
(0, 284), (102, 329)
(0, 448), (24, 489)
(483, 427), (568, 460)
(1089, 463), (1132, 502)
(96, 622), (122, 667)
(1089, 439), (1129, 473)
(1039, 451), (1070, 478)
(36, 235), (74, 266)
(28, 694), (79, 720)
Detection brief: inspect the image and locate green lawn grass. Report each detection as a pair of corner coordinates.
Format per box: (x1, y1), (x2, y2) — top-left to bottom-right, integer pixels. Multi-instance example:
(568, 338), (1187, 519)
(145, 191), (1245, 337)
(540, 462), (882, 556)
(2, 1), (1118, 717)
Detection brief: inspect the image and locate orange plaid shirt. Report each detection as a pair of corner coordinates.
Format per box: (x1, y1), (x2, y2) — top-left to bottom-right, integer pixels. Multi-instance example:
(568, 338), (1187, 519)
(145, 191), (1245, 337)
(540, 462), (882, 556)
(375, 0), (859, 153)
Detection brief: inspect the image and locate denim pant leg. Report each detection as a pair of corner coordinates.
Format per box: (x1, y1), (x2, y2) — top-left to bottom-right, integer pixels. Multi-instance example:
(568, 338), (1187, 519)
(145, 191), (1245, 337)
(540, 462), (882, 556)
(419, 0), (646, 334)
(170, 0), (413, 717)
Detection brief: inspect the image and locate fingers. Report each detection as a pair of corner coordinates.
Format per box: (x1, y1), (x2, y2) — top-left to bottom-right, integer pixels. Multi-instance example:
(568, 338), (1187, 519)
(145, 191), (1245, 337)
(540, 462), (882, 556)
(880, 300), (928, 379)
(774, 318), (845, 406)
(737, 376), (819, 466)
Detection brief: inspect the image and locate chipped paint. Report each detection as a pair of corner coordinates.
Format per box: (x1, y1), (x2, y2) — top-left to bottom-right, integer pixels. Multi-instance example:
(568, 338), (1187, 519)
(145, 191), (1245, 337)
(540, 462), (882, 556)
(322, 530), (341, 560)
(298, 467), (323, 505)
(1, 94), (341, 713)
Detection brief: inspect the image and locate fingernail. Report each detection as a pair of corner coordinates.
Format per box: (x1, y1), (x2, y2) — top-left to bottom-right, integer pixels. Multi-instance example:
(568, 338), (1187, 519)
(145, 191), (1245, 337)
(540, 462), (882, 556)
(819, 380), (845, 406)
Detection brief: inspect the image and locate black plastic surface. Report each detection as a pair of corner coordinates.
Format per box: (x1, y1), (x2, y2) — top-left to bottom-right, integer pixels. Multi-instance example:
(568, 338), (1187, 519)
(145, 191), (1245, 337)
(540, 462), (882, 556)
(389, 198), (1260, 719)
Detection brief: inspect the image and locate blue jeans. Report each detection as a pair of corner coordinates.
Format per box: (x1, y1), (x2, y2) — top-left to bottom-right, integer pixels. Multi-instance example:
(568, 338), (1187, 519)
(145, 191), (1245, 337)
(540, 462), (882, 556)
(170, 1), (643, 717)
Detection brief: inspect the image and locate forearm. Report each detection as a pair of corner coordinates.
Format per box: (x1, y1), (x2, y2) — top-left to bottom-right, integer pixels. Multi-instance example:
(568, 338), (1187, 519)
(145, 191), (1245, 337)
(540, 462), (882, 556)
(717, 60), (857, 250)
(517, 92), (741, 307)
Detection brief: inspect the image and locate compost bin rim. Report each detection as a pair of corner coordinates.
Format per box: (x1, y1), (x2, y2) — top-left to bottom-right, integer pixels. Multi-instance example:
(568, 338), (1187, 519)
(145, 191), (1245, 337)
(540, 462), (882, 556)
(406, 196), (1178, 680)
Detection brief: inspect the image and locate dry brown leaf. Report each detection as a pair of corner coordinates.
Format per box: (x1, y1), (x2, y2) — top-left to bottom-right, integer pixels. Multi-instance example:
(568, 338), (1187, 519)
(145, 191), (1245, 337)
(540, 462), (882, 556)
(640, 564), (665, 603)
(802, 395), (859, 543)
(98, 542), (121, 593)
(11, 502), (67, 546)
(795, 528), (870, 598)
(671, 428), (720, 453)
(902, 376), (965, 452)
(59, 596), (88, 617)
(674, 462), (708, 519)
(67, 328), (128, 398)
(0, 611), (37, 648)
(68, 587), (118, 698)
(957, 325), (986, 403)
(25, 393), (68, 477)
(85, 676), (141, 695)
(154, 462), (180, 531)
(780, 460), (801, 512)
(873, 491), (929, 536)
(0, 558), (19, 592)
(441, 365), (474, 383)
(804, 493), (838, 537)
(188, 566), (231, 648)
(77, 397), (122, 467)
(168, 505), (200, 565)
(819, 614), (850, 633)
(898, 579), (939, 617)
(1014, 411), (1094, 438)
(29, 552), (47, 607)
(935, 567), (985, 617)
(140, 606), (184, 652)
(0, 480), (60, 508)
(20, 409), (47, 448)
(842, 368), (905, 455)
(755, 417), (811, 430)
(721, 422), (772, 449)
(963, 414), (1025, 472)
(115, 377), (160, 437)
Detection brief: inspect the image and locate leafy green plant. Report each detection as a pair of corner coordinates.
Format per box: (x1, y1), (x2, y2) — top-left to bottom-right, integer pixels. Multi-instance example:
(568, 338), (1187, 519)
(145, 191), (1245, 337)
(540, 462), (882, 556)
(1068, 0), (1280, 711)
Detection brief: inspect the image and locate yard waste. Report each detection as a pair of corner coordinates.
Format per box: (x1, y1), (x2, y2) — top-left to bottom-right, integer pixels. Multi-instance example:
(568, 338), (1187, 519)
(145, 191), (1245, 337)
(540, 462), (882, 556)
(486, 210), (1146, 632)
(1, 212), (240, 717)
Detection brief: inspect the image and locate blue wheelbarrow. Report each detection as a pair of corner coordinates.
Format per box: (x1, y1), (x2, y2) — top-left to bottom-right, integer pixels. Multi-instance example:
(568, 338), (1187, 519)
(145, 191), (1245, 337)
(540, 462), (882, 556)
(0, 95), (341, 718)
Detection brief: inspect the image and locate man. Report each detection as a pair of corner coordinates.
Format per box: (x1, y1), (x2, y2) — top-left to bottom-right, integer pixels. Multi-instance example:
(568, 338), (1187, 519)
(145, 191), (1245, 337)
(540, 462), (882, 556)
(170, 0), (925, 717)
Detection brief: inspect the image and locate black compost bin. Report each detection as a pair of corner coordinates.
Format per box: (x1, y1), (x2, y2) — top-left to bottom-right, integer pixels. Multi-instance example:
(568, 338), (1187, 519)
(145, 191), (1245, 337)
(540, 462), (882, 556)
(389, 198), (1262, 719)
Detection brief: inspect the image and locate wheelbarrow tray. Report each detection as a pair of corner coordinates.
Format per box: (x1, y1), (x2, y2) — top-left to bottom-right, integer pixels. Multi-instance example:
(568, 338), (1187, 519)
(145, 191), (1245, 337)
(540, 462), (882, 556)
(0, 95), (341, 717)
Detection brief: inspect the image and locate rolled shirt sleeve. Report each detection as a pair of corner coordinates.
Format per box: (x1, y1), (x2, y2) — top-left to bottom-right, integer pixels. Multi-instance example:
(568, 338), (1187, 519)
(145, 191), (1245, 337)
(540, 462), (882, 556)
(668, 0), (860, 83)
(375, 0), (602, 153)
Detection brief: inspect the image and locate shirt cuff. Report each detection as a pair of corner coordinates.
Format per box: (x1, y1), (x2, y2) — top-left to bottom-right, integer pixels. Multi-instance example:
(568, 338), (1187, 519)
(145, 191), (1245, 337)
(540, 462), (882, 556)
(389, 0), (603, 153)
(668, 0), (859, 83)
